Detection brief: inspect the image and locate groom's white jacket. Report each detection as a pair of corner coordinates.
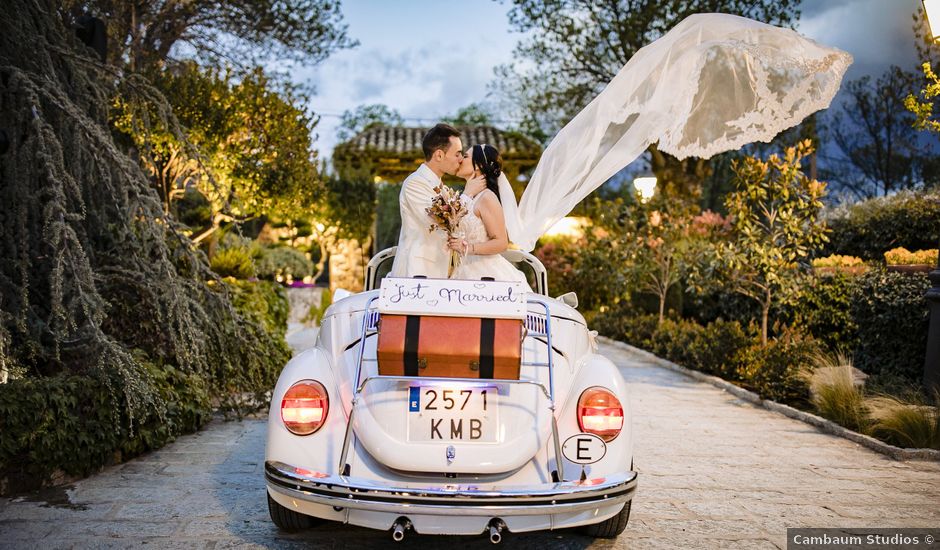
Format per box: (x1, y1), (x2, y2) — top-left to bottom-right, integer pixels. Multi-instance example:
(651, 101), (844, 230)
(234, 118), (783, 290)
(389, 163), (448, 279)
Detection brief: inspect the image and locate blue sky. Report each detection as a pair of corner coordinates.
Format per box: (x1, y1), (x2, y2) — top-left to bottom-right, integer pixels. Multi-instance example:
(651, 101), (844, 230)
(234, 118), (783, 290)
(294, 0), (924, 164)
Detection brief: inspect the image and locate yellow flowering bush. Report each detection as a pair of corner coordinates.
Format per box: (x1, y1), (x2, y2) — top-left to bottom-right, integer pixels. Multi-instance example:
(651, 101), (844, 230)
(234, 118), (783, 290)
(812, 254), (864, 268)
(884, 247), (938, 265)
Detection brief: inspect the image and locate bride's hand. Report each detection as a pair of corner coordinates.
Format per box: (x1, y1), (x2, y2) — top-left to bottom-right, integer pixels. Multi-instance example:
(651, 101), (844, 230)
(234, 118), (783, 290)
(447, 237), (469, 253)
(464, 175), (486, 197)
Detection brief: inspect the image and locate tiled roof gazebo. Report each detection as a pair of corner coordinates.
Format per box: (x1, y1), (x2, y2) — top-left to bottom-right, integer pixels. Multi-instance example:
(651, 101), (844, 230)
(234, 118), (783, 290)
(333, 125), (542, 194)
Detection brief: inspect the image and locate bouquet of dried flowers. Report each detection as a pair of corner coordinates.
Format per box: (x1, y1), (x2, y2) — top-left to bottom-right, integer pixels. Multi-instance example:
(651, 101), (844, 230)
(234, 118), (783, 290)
(426, 184), (468, 277)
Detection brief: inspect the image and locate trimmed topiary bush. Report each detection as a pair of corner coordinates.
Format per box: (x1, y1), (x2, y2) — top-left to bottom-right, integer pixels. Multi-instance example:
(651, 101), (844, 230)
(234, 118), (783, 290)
(850, 269), (930, 383)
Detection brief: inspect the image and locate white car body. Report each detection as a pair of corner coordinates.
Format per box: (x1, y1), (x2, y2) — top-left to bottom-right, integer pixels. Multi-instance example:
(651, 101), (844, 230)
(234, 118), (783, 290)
(265, 248), (637, 541)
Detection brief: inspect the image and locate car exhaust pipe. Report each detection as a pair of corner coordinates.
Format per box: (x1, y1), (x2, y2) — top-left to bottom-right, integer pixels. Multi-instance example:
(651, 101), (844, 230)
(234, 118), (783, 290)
(392, 518), (411, 542)
(488, 519), (505, 544)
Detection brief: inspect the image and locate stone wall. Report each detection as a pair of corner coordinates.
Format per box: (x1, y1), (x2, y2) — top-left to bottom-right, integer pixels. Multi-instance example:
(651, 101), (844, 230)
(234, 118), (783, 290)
(328, 238), (366, 293)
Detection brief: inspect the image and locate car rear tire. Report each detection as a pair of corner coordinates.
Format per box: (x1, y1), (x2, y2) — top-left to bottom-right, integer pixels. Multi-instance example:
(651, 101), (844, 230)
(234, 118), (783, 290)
(267, 492), (318, 531)
(579, 500), (631, 538)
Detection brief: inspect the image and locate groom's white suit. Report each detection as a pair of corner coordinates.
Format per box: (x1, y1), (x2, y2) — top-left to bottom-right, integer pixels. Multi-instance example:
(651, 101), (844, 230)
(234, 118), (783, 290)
(389, 163), (448, 278)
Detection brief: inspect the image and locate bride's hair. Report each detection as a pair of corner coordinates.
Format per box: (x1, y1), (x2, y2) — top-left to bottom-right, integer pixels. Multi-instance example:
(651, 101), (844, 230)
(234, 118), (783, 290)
(471, 144), (503, 203)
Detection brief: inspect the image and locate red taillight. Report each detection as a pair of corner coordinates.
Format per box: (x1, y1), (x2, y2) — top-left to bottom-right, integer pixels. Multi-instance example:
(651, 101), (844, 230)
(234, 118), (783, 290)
(577, 386), (623, 442)
(281, 380), (329, 436)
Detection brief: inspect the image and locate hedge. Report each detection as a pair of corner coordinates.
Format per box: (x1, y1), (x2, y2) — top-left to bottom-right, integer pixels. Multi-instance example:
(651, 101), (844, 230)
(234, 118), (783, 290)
(850, 269), (931, 383)
(822, 190), (940, 261)
(0, 279), (290, 494)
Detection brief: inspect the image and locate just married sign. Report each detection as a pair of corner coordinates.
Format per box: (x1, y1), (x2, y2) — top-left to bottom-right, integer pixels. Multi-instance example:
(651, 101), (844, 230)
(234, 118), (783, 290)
(378, 277), (527, 319)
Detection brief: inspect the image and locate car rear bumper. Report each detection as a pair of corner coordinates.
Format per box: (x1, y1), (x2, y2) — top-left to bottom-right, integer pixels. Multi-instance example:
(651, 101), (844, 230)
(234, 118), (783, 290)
(264, 460), (637, 517)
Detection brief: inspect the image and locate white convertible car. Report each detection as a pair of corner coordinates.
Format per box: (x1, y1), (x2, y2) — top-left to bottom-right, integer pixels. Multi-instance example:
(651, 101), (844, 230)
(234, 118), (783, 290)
(265, 248), (637, 543)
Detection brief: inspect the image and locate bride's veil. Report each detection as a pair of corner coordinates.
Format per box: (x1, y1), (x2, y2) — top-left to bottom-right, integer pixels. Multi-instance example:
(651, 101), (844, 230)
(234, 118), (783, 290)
(497, 172), (524, 246)
(509, 13), (852, 251)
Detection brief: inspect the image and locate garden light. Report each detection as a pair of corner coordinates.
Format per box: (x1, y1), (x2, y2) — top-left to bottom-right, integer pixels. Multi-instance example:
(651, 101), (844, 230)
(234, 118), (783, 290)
(544, 216), (589, 239)
(633, 176), (657, 203)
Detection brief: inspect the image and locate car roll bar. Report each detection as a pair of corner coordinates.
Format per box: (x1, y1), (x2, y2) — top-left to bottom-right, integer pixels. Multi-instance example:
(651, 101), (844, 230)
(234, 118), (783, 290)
(337, 294), (565, 482)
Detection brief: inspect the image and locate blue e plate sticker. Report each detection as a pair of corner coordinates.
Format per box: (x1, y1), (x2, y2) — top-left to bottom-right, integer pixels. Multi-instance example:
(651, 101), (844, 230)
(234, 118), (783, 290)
(409, 386), (420, 412)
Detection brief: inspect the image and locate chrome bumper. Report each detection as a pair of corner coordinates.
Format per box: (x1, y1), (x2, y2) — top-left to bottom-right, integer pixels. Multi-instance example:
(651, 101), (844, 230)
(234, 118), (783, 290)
(265, 460), (637, 516)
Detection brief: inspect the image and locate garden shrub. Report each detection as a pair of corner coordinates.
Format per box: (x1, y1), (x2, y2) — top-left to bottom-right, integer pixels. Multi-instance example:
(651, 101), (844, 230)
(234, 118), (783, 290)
(647, 317), (705, 370)
(226, 280), (290, 339)
(734, 333), (819, 406)
(375, 183), (403, 251)
(256, 246), (313, 282)
(822, 190), (940, 261)
(534, 237), (580, 296)
(595, 306), (752, 379)
(883, 247), (938, 266)
(0, 361), (212, 492)
(810, 357), (869, 433)
(867, 393), (940, 450)
(850, 269), (930, 383)
(811, 254), (865, 268)
(210, 246), (255, 279)
(792, 273), (858, 353)
(592, 304), (656, 347)
(693, 319), (753, 379)
(303, 287), (334, 326)
(683, 286), (761, 327)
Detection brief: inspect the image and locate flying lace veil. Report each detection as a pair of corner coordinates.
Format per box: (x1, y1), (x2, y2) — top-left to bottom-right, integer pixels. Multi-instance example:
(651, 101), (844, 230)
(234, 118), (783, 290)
(505, 13), (852, 251)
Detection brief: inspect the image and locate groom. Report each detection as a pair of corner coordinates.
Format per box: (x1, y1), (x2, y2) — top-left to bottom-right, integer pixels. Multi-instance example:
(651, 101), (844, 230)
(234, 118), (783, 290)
(389, 123), (484, 278)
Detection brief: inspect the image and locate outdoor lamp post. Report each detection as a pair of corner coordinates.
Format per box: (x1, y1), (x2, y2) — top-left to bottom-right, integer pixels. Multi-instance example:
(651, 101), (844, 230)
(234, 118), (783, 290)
(924, 0), (940, 41)
(922, 1), (940, 391)
(633, 176), (657, 203)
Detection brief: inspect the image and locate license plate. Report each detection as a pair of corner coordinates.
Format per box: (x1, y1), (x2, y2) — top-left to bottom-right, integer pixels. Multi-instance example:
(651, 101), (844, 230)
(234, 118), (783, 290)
(407, 386), (498, 443)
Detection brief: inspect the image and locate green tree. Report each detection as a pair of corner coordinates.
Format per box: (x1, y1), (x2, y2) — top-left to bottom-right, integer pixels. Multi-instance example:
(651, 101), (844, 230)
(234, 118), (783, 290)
(60, 0), (356, 70)
(337, 103), (404, 142)
(707, 140), (829, 345)
(906, 61), (940, 132)
(113, 62), (322, 239)
(624, 199), (701, 325)
(444, 103), (493, 126)
(827, 66), (937, 198)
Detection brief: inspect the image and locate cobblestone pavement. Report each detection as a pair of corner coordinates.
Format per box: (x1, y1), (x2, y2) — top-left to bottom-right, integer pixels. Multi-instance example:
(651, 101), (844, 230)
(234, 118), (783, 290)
(2, 342), (939, 549)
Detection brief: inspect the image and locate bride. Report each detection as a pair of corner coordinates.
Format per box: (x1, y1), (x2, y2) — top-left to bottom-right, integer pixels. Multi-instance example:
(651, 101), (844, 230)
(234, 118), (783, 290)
(447, 144), (532, 292)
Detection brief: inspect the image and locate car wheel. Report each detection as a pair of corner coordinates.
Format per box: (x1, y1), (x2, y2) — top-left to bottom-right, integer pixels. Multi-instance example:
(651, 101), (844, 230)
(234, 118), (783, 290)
(267, 492), (318, 531)
(578, 500), (631, 538)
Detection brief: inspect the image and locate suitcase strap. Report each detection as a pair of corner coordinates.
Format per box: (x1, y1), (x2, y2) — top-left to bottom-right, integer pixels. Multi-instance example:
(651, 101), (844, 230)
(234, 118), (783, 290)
(404, 315), (421, 376)
(479, 318), (495, 379)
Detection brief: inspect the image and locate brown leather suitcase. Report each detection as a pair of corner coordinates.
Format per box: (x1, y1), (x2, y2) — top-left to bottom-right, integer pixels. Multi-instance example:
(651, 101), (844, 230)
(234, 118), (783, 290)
(377, 315), (522, 379)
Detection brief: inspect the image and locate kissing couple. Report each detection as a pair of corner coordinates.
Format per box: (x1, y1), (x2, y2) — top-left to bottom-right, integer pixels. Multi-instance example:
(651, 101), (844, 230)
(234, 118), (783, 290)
(389, 123), (531, 291)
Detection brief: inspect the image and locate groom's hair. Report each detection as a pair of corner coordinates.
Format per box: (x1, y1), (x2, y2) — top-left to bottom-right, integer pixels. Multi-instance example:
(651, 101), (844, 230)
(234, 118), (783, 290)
(422, 123), (461, 160)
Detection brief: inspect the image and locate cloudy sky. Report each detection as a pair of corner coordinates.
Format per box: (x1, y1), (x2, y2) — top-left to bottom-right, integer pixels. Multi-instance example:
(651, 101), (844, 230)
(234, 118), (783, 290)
(295, 0), (925, 164)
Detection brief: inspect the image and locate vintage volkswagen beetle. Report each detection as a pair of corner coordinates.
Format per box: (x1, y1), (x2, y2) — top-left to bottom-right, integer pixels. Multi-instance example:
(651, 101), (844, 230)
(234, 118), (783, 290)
(265, 248), (637, 542)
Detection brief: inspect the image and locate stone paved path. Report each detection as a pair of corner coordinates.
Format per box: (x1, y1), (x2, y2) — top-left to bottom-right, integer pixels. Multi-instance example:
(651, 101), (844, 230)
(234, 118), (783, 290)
(2, 343), (939, 549)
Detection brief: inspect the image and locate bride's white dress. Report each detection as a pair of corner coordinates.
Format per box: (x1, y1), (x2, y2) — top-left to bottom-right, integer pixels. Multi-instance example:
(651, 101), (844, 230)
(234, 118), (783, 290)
(451, 191), (532, 292)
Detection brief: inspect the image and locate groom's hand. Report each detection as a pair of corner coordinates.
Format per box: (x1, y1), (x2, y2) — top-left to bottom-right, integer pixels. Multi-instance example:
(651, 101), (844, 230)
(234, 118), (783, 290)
(464, 175), (487, 197)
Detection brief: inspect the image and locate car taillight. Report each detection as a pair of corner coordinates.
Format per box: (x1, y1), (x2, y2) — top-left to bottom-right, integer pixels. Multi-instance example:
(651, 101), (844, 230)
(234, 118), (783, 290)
(577, 386), (623, 442)
(281, 380), (329, 436)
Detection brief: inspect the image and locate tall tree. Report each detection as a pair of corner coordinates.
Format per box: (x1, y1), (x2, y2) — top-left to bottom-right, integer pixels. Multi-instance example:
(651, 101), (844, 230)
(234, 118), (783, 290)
(60, 0), (356, 71)
(113, 62), (322, 241)
(495, 0), (801, 200)
(444, 103), (493, 126)
(703, 141), (829, 345)
(336, 103), (403, 142)
(825, 66), (938, 198)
